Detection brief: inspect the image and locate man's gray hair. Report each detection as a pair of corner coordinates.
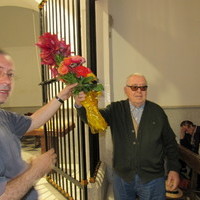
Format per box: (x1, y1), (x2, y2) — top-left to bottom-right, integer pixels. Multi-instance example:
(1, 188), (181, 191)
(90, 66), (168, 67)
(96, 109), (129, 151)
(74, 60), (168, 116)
(126, 73), (147, 85)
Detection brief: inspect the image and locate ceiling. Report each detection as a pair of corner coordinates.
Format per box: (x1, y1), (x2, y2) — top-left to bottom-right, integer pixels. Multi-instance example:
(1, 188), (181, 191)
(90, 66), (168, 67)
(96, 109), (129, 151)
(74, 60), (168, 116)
(0, 0), (41, 11)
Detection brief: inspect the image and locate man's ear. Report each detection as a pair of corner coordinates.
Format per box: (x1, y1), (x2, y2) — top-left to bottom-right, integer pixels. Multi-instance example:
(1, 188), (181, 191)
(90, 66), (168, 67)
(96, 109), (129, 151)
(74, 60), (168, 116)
(124, 86), (128, 95)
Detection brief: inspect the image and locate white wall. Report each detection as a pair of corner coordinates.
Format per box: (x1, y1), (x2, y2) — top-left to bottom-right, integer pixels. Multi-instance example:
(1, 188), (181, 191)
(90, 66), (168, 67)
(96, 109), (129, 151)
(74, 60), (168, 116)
(108, 0), (200, 107)
(95, 1), (200, 190)
(0, 6), (42, 108)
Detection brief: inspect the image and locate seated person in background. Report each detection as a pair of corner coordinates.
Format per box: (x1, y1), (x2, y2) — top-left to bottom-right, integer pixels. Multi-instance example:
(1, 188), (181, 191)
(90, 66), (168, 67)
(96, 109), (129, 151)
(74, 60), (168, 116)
(180, 120), (200, 154)
(179, 120), (200, 188)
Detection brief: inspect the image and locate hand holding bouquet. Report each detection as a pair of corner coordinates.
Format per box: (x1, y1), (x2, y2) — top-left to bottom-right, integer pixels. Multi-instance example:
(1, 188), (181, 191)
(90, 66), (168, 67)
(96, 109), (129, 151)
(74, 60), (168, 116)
(36, 32), (107, 133)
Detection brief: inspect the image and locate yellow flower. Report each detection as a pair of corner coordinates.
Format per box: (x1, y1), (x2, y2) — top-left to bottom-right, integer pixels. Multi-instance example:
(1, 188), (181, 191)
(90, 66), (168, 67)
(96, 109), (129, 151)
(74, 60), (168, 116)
(86, 73), (97, 80)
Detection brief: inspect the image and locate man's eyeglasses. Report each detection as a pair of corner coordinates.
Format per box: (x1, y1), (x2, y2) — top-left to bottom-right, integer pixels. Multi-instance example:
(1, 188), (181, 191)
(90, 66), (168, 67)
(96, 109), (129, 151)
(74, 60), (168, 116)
(126, 85), (148, 91)
(0, 70), (14, 79)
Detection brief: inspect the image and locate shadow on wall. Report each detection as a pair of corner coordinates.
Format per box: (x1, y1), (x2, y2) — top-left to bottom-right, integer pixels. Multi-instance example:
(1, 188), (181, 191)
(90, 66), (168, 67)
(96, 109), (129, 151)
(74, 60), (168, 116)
(108, 0), (200, 107)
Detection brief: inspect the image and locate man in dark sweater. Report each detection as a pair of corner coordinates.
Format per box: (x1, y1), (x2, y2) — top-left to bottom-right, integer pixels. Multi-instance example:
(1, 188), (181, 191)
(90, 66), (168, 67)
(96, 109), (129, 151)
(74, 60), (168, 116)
(75, 73), (180, 200)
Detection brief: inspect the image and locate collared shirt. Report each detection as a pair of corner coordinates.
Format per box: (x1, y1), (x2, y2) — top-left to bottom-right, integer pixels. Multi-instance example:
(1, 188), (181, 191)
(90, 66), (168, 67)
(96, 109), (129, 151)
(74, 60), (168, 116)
(129, 101), (145, 124)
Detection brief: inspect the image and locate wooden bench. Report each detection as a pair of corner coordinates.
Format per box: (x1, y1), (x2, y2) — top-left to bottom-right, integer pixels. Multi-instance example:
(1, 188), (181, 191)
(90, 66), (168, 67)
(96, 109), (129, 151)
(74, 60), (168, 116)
(179, 145), (200, 188)
(25, 122), (75, 154)
(25, 128), (46, 153)
(179, 145), (200, 199)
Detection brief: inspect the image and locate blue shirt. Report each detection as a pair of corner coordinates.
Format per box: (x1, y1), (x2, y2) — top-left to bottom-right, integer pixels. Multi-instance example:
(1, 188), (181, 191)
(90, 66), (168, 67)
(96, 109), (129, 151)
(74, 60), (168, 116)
(129, 101), (145, 124)
(0, 109), (38, 199)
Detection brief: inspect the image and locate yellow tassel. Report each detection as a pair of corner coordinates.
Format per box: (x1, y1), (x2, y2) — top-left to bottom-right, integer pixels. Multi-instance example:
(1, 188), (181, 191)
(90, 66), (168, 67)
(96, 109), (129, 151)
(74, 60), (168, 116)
(81, 91), (107, 134)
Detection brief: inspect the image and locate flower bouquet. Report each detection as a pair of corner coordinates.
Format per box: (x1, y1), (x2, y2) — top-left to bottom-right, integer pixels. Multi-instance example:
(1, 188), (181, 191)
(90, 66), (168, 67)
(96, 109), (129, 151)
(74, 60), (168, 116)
(36, 32), (107, 133)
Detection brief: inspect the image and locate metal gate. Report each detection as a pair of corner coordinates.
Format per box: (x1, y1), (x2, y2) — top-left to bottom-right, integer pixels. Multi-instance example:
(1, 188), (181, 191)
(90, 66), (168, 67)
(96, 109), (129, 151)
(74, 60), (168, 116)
(38, 0), (100, 199)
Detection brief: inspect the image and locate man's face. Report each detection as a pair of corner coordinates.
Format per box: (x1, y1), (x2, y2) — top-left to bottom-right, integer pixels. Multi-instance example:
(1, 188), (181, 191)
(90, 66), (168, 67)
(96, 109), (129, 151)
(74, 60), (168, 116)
(185, 126), (194, 135)
(124, 75), (147, 107)
(181, 125), (194, 135)
(0, 54), (15, 104)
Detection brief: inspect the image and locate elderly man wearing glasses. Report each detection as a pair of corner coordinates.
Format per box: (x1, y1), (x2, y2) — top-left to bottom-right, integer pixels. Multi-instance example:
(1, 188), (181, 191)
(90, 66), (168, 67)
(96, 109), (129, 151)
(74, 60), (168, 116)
(75, 73), (180, 200)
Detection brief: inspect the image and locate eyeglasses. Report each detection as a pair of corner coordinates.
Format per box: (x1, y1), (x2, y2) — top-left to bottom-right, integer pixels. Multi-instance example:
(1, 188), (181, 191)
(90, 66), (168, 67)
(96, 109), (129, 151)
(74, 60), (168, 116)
(126, 85), (148, 91)
(0, 70), (14, 79)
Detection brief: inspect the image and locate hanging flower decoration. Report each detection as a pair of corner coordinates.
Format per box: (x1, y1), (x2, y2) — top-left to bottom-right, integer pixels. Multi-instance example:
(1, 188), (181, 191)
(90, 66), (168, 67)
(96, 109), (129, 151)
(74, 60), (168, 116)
(36, 32), (107, 133)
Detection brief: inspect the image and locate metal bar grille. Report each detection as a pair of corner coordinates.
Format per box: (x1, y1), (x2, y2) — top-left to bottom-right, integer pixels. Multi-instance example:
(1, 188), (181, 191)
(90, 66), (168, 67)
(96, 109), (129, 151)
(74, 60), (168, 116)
(85, 0), (100, 180)
(38, 0), (100, 199)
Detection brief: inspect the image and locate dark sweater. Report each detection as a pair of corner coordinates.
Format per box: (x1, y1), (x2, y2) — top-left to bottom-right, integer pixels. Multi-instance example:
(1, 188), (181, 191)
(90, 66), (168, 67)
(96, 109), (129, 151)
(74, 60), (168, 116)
(76, 99), (180, 183)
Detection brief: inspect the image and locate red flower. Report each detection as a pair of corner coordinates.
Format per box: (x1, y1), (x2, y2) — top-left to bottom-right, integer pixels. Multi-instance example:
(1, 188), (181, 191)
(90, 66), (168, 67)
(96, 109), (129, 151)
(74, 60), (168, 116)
(59, 40), (71, 58)
(58, 61), (69, 75)
(36, 32), (104, 94)
(62, 57), (72, 67)
(36, 32), (71, 66)
(70, 56), (86, 65)
(50, 67), (58, 77)
(40, 50), (56, 65)
(73, 66), (92, 77)
(61, 56), (86, 68)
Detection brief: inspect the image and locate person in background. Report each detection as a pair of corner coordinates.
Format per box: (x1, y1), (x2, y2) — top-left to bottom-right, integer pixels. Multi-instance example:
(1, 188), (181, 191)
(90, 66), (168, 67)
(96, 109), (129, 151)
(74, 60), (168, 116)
(179, 120), (200, 188)
(75, 73), (180, 200)
(180, 120), (200, 154)
(0, 49), (77, 200)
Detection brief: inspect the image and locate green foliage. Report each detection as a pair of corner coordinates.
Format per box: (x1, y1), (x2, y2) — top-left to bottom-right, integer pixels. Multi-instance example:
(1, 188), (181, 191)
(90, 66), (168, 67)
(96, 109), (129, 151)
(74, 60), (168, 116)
(61, 73), (78, 84)
(55, 54), (64, 66)
(59, 72), (104, 95)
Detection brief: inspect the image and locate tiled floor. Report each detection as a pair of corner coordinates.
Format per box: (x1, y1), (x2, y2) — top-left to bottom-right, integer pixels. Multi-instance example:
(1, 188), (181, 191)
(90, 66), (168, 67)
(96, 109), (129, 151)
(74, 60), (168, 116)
(21, 137), (200, 200)
(21, 136), (115, 200)
(21, 137), (66, 200)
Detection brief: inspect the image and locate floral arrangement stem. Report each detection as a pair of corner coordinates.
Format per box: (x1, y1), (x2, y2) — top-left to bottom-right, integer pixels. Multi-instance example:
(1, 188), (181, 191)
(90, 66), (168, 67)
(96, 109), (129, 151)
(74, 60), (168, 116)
(81, 91), (107, 133)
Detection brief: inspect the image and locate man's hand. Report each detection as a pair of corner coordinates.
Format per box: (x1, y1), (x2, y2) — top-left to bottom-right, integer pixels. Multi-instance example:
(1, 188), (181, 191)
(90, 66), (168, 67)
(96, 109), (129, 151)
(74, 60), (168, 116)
(30, 148), (57, 179)
(180, 127), (186, 139)
(166, 171), (180, 191)
(0, 149), (57, 200)
(57, 83), (78, 101)
(74, 91), (86, 106)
